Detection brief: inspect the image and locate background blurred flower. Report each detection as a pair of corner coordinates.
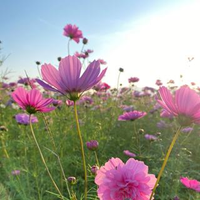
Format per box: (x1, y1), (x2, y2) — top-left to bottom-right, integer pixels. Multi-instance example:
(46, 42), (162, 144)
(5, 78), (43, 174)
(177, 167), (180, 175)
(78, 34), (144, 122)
(118, 110), (146, 121)
(145, 134), (158, 141)
(180, 177), (200, 192)
(123, 150), (136, 157)
(15, 113), (38, 125)
(11, 170), (20, 175)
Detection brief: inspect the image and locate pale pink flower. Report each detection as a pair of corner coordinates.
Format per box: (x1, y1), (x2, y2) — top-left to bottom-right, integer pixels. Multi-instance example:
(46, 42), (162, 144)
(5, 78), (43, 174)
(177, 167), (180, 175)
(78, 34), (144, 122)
(95, 157), (157, 200)
(63, 24), (83, 43)
(157, 85), (200, 126)
(180, 177), (200, 192)
(36, 55), (107, 101)
(12, 87), (55, 114)
(118, 111), (146, 121)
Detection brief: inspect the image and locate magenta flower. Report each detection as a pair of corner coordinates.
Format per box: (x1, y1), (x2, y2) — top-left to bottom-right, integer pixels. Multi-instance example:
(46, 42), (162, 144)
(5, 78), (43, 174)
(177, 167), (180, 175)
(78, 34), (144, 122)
(145, 134), (158, 141)
(180, 177), (200, 192)
(128, 77), (139, 83)
(15, 113), (38, 125)
(63, 24), (83, 43)
(36, 55), (107, 101)
(95, 157), (157, 200)
(118, 111), (146, 121)
(158, 85), (200, 126)
(123, 150), (136, 157)
(98, 59), (107, 65)
(86, 140), (99, 151)
(156, 79), (162, 86)
(12, 87), (55, 114)
(66, 100), (74, 107)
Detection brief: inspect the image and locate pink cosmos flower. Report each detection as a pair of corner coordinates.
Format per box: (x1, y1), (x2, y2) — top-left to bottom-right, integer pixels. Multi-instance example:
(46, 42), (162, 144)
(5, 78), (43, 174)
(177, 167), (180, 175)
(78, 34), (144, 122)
(128, 77), (139, 83)
(95, 157), (157, 200)
(12, 87), (55, 114)
(157, 85), (200, 126)
(98, 59), (107, 65)
(156, 79), (162, 86)
(144, 134), (158, 141)
(180, 177), (200, 192)
(36, 55), (107, 101)
(123, 150), (136, 157)
(118, 111), (146, 121)
(63, 24), (83, 43)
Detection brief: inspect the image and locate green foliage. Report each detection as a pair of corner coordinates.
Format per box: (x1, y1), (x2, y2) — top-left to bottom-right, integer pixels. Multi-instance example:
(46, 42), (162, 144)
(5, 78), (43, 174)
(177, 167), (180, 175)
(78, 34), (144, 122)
(0, 90), (200, 200)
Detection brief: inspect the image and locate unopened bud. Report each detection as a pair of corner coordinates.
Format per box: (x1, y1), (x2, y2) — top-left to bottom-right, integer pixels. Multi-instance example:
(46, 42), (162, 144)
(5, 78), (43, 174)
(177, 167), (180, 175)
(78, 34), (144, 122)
(119, 68), (124, 72)
(67, 176), (77, 185)
(138, 129), (144, 134)
(82, 38), (88, 45)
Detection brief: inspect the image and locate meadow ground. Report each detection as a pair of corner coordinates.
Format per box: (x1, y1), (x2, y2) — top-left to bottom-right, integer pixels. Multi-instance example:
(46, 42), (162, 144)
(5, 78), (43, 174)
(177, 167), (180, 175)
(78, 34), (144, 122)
(0, 83), (200, 200)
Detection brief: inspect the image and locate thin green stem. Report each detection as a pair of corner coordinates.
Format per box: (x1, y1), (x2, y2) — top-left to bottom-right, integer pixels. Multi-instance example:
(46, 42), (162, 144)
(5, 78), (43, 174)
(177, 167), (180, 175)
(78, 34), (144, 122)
(42, 113), (56, 151)
(116, 71), (121, 95)
(73, 102), (88, 200)
(44, 147), (72, 199)
(68, 39), (71, 55)
(29, 115), (64, 199)
(94, 151), (100, 166)
(1, 136), (9, 158)
(150, 127), (182, 200)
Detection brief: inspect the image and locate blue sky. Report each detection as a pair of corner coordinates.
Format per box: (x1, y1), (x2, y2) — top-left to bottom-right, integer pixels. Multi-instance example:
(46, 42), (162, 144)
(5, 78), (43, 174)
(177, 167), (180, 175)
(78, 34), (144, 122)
(1, 0), (199, 87)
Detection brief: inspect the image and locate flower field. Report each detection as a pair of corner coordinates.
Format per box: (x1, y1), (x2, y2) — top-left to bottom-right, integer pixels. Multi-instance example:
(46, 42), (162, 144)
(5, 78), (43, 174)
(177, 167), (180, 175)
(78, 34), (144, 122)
(0, 24), (200, 200)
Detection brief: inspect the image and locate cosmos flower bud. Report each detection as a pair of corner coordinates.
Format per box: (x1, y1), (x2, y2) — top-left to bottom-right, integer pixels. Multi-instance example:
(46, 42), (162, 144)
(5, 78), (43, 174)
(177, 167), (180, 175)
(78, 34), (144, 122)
(67, 176), (77, 185)
(138, 129), (144, 134)
(86, 140), (99, 151)
(0, 126), (8, 132)
(82, 38), (88, 44)
(91, 165), (99, 175)
(119, 67), (124, 72)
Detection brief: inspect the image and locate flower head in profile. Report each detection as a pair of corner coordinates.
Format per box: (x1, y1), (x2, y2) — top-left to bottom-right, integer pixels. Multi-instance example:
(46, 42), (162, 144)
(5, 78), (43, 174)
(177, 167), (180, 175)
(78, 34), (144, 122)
(36, 55), (107, 101)
(118, 111), (146, 121)
(145, 134), (158, 141)
(95, 157), (157, 200)
(157, 85), (200, 126)
(128, 77), (139, 83)
(123, 150), (136, 157)
(180, 177), (200, 192)
(15, 113), (38, 125)
(63, 24), (83, 43)
(12, 87), (55, 114)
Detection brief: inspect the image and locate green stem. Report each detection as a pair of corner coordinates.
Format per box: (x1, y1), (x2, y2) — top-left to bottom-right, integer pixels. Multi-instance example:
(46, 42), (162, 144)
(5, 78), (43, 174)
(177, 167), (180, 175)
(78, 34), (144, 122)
(29, 115), (64, 199)
(73, 102), (88, 200)
(150, 127), (182, 200)
(68, 39), (71, 55)
(1, 136), (9, 158)
(42, 113), (56, 151)
(94, 151), (100, 166)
